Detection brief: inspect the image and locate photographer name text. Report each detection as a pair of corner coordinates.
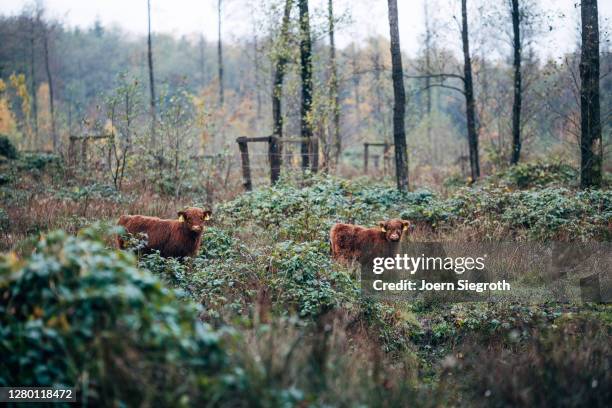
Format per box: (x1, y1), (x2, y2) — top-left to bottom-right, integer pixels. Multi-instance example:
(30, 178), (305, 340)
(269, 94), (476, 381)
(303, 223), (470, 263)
(372, 279), (511, 292)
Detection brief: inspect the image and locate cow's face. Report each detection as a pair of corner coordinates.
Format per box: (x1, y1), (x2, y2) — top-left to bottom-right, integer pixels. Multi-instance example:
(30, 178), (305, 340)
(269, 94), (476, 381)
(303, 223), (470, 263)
(378, 219), (411, 242)
(178, 207), (212, 233)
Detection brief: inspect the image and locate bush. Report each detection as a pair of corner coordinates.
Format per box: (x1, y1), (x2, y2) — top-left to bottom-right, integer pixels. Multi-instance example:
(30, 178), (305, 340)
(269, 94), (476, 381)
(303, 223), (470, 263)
(489, 160), (578, 189)
(0, 226), (233, 406)
(269, 240), (357, 318)
(0, 135), (17, 159)
(17, 152), (62, 171)
(400, 186), (611, 240)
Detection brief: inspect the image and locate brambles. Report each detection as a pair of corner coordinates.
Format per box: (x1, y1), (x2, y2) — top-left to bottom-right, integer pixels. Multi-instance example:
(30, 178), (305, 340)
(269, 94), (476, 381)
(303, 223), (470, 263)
(0, 226), (230, 406)
(489, 160), (579, 189)
(1, 168), (610, 406)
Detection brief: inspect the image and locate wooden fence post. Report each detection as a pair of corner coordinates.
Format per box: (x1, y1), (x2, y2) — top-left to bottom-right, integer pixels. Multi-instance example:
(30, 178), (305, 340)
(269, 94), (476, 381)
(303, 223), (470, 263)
(237, 137), (252, 191)
(364, 143), (369, 174)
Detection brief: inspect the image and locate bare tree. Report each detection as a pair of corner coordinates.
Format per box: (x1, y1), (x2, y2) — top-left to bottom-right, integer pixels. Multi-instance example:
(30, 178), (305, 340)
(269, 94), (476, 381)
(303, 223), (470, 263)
(147, 0), (157, 147)
(270, 0), (293, 184)
(580, 0), (602, 188)
(461, 0), (480, 181)
(254, 34), (262, 120)
(29, 12), (39, 147)
(42, 21), (57, 152)
(298, 0), (314, 171)
(328, 0), (341, 170)
(199, 34), (206, 89)
(217, 0), (224, 106)
(510, 0), (522, 164)
(350, 44), (362, 134)
(424, 1), (432, 144)
(387, 0), (409, 191)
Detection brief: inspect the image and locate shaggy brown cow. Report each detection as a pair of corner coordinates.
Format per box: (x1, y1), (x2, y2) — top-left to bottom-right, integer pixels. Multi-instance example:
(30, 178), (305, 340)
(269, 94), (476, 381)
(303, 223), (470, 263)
(330, 219), (411, 264)
(117, 207), (211, 258)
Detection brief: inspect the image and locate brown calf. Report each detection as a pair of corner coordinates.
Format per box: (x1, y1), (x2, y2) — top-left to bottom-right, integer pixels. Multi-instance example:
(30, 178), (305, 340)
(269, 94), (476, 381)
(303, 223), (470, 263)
(117, 207), (211, 258)
(330, 219), (411, 264)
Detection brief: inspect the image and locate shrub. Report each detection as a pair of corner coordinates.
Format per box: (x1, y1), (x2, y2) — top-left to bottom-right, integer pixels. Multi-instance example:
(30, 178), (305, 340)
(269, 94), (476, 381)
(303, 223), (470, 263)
(0, 226), (232, 406)
(488, 160), (578, 189)
(269, 240), (357, 318)
(17, 152), (62, 171)
(0, 135), (17, 159)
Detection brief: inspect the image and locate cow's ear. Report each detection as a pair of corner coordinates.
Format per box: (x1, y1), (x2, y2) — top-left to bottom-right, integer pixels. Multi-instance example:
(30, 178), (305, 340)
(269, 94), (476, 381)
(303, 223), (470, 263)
(378, 221), (387, 232)
(202, 211), (212, 221)
(178, 211), (186, 222)
(402, 220), (411, 231)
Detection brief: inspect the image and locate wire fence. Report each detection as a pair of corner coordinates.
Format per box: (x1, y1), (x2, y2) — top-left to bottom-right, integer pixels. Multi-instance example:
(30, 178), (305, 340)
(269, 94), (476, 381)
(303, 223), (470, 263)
(234, 136), (399, 191)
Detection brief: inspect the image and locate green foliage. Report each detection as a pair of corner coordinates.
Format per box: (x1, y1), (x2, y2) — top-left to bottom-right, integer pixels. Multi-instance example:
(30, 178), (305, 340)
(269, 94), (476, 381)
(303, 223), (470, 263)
(0, 226), (232, 406)
(221, 173), (610, 241)
(399, 186), (611, 240)
(489, 160), (579, 189)
(0, 134), (17, 159)
(219, 174), (434, 242)
(269, 240), (357, 317)
(17, 152), (62, 172)
(2, 170), (610, 406)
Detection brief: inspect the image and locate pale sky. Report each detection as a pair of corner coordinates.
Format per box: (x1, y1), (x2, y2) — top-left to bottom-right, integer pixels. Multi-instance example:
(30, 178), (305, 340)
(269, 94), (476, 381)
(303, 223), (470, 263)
(0, 0), (610, 59)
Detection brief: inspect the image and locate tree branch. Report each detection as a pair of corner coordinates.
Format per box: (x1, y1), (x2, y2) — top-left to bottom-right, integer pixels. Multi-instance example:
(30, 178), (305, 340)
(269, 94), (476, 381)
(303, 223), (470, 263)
(422, 82), (465, 95)
(404, 73), (465, 82)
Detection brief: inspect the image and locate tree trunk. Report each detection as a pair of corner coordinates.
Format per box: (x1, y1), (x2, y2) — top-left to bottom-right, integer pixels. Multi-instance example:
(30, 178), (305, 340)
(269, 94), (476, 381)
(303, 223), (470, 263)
(387, 0), (409, 191)
(579, 0), (602, 189)
(461, 0), (480, 181)
(254, 35), (262, 120)
(351, 44), (361, 133)
(147, 0), (157, 148)
(424, 1), (433, 160)
(510, 0), (522, 165)
(199, 34), (206, 89)
(270, 0), (293, 184)
(29, 19), (38, 149)
(328, 0), (341, 170)
(42, 25), (57, 152)
(217, 0), (224, 106)
(299, 0), (314, 171)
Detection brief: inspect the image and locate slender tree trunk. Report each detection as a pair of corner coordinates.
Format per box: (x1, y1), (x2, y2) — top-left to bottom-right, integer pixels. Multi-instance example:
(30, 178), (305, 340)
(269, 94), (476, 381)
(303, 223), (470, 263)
(510, 0), (522, 165)
(147, 0), (157, 148)
(217, 0), (224, 106)
(199, 34), (206, 89)
(351, 44), (361, 131)
(461, 0), (480, 181)
(42, 25), (57, 152)
(328, 0), (341, 170)
(579, 0), (602, 188)
(29, 19), (38, 149)
(270, 0), (293, 184)
(254, 35), (262, 120)
(387, 0), (409, 191)
(299, 0), (314, 171)
(424, 1), (433, 160)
